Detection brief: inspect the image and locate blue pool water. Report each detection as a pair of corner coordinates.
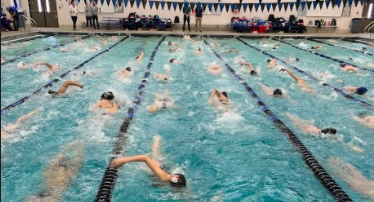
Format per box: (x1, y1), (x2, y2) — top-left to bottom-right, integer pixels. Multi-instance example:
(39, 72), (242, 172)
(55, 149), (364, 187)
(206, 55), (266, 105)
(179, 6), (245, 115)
(1, 35), (373, 202)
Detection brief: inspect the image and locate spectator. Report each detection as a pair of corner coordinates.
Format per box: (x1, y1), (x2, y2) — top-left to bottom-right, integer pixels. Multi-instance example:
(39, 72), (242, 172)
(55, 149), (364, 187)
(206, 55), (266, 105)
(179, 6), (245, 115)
(69, 0), (78, 31)
(91, 1), (99, 30)
(1, 8), (13, 32)
(84, 2), (93, 30)
(6, 6), (19, 31)
(182, 2), (191, 32)
(195, 3), (203, 32)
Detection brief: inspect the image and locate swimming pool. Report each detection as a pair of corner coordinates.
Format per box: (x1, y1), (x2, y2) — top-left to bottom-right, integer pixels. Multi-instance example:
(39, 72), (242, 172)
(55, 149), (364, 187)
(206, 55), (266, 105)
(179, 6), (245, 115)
(1, 34), (373, 202)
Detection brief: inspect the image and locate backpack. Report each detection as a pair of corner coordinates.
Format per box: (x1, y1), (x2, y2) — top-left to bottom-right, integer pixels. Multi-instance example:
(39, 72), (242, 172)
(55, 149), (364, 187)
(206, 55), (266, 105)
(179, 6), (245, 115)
(174, 16), (180, 23)
(289, 15), (296, 22)
(330, 18), (337, 26)
(268, 14), (275, 22)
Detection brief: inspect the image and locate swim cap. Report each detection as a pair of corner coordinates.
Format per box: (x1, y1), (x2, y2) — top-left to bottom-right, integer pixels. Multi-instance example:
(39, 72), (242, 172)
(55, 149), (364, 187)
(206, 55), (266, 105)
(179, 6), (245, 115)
(311, 46), (316, 49)
(222, 92), (228, 98)
(362, 47), (367, 51)
(355, 87), (368, 95)
(348, 58), (353, 61)
(339, 62), (346, 67)
(267, 59), (271, 63)
(48, 90), (58, 95)
(296, 58), (300, 62)
(250, 70), (257, 75)
(168, 41), (172, 45)
(169, 174), (186, 188)
(136, 56), (139, 59)
(169, 59), (174, 63)
(101, 92), (114, 100)
(273, 89), (282, 96)
(126, 67), (132, 72)
(321, 128), (337, 134)
(17, 61), (25, 68)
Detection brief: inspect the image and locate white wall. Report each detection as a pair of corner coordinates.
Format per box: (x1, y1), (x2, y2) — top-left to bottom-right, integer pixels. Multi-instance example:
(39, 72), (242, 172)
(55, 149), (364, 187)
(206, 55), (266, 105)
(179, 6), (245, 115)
(21, 0), (366, 32)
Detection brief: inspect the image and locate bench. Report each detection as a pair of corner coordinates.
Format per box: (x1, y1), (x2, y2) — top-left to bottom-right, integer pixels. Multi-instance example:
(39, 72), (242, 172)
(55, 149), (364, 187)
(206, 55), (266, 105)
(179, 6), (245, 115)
(306, 25), (338, 32)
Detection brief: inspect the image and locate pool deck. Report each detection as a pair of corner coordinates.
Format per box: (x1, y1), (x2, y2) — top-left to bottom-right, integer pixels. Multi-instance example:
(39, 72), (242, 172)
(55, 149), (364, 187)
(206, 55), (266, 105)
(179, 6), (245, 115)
(1, 27), (374, 41)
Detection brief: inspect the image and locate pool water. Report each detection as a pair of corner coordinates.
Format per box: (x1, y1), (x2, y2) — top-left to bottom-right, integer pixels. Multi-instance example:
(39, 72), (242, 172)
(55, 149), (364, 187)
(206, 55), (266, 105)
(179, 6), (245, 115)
(1, 35), (373, 202)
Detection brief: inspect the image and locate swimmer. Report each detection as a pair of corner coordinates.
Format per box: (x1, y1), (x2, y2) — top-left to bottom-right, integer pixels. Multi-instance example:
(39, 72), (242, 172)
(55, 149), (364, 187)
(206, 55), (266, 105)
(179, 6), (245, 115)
(196, 48), (203, 54)
(362, 47), (367, 52)
(260, 83), (288, 99)
(117, 67), (132, 79)
(148, 92), (173, 113)
(209, 38), (220, 47)
(28, 141), (84, 202)
(167, 41), (181, 48)
(184, 35), (190, 40)
(169, 48), (178, 53)
(1, 110), (40, 139)
(110, 36), (117, 42)
(279, 69), (316, 94)
(339, 63), (359, 74)
(351, 112), (374, 130)
(208, 88), (229, 108)
(92, 92), (122, 114)
(344, 86), (368, 96)
(61, 47), (69, 52)
(285, 112), (337, 135)
(136, 51), (144, 62)
(96, 34), (108, 46)
(75, 37), (84, 44)
(221, 49), (239, 54)
(48, 80), (84, 96)
(34, 62), (61, 75)
(1, 57), (5, 64)
(328, 157), (374, 197)
(208, 64), (222, 75)
(239, 61), (256, 75)
(110, 136), (187, 188)
(169, 58), (180, 65)
(193, 36), (202, 43)
(311, 45), (322, 50)
(256, 41), (269, 45)
(267, 58), (277, 68)
(286, 58), (300, 62)
(17, 61), (30, 68)
(272, 44), (280, 50)
(327, 39), (338, 43)
(156, 67), (170, 82)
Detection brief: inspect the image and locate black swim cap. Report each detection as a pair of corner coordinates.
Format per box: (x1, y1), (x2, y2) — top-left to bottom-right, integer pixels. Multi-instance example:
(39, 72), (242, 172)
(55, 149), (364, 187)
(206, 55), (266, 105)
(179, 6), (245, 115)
(362, 47), (367, 51)
(250, 70), (257, 75)
(273, 89), (282, 96)
(48, 90), (58, 95)
(101, 92), (114, 100)
(168, 41), (172, 45)
(311, 46), (316, 49)
(321, 128), (337, 134)
(340, 62), (346, 67)
(267, 59), (271, 63)
(349, 58), (353, 61)
(169, 59), (174, 63)
(164, 78), (168, 81)
(356, 87), (368, 95)
(83, 71), (86, 75)
(296, 58), (300, 62)
(222, 92), (228, 98)
(126, 67), (131, 72)
(169, 174), (186, 188)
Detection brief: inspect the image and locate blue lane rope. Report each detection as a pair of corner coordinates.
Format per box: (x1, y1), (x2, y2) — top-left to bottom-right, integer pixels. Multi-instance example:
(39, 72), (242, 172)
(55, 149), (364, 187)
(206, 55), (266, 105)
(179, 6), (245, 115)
(307, 38), (373, 56)
(237, 38), (374, 111)
(274, 38), (374, 73)
(1, 34), (54, 45)
(1, 35), (91, 66)
(94, 36), (166, 202)
(1, 36), (130, 115)
(204, 39), (353, 202)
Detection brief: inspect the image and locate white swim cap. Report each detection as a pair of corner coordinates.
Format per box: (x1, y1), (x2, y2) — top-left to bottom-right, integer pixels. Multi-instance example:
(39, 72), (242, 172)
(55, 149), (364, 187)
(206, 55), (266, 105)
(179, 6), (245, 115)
(17, 61), (25, 68)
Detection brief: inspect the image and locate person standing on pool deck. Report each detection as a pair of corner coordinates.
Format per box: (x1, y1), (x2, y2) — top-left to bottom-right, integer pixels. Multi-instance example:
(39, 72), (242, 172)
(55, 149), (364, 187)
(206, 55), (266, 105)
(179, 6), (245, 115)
(182, 2), (191, 32)
(69, 0), (78, 31)
(28, 141), (84, 202)
(111, 135), (187, 188)
(1, 110), (40, 139)
(279, 69), (316, 94)
(195, 2), (203, 32)
(285, 112), (337, 135)
(91, 1), (100, 30)
(84, 2), (93, 30)
(48, 80), (84, 96)
(6, 6), (19, 31)
(92, 92), (122, 114)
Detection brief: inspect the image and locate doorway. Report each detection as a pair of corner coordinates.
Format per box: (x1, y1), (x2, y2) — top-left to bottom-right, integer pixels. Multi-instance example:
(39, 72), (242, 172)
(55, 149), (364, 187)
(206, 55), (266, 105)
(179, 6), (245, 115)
(29, 0), (59, 27)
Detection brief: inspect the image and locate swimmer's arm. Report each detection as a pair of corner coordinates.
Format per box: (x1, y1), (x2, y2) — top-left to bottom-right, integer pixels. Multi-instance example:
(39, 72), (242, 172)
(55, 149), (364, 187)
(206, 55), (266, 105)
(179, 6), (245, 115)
(111, 155), (170, 182)
(70, 143), (84, 173)
(260, 84), (273, 95)
(140, 51), (144, 59)
(208, 89), (220, 103)
(148, 104), (158, 113)
(285, 113), (309, 131)
(16, 109), (40, 124)
(280, 69), (303, 83)
(91, 101), (101, 111)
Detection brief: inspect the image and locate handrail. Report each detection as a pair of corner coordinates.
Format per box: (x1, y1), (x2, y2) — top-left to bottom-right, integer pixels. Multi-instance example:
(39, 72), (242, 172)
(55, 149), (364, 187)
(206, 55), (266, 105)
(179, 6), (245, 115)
(20, 15), (37, 29)
(364, 20), (374, 33)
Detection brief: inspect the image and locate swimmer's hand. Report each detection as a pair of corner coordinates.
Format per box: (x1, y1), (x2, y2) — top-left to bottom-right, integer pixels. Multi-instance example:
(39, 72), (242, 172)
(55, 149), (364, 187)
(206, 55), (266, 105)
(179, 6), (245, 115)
(110, 158), (122, 168)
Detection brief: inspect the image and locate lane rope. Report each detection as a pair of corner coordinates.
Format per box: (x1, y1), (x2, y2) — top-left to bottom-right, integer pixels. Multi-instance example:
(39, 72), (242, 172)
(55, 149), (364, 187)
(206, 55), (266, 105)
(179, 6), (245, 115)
(274, 38), (374, 73)
(237, 38), (374, 111)
(94, 36), (166, 202)
(307, 38), (373, 56)
(1, 34), (52, 45)
(1, 36), (130, 115)
(2, 35), (90, 66)
(204, 39), (354, 202)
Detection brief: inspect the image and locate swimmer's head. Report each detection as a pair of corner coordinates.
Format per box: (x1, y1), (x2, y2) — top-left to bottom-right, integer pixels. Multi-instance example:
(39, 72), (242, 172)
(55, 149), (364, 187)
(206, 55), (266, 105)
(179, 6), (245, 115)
(321, 128), (337, 134)
(256, 42), (260, 45)
(48, 90), (58, 95)
(339, 62), (346, 67)
(126, 67), (132, 72)
(349, 58), (353, 61)
(164, 77), (168, 81)
(355, 87), (368, 95)
(222, 92), (228, 98)
(136, 56), (139, 59)
(250, 70), (257, 75)
(83, 71), (86, 75)
(55, 64), (61, 69)
(101, 92), (114, 100)
(362, 47), (367, 51)
(169, 174), (186, 188)
(17, 61), (25, 68)
(198, 48), (201, 51)
(169, 59), (175, 63)
(273, 89), (283, 97)
(295, 58), (300, 62)
(168, 41), (172, 45)
(267, 59), (271, 63)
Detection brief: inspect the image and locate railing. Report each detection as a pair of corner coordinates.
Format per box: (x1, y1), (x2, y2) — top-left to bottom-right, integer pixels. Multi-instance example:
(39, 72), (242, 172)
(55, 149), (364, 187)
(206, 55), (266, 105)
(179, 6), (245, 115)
(364, 20), (374, 33)
(20, 15), (37, 33)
